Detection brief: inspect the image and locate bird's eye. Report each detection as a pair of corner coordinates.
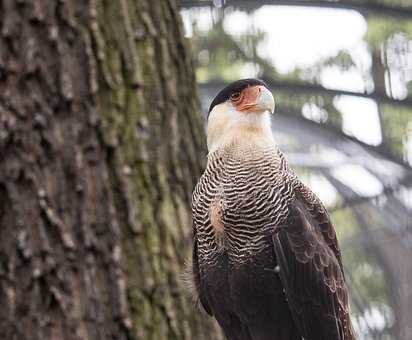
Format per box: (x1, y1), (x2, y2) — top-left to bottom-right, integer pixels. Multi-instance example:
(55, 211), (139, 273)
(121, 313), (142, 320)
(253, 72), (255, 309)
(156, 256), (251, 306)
(230, 92), (241, 101)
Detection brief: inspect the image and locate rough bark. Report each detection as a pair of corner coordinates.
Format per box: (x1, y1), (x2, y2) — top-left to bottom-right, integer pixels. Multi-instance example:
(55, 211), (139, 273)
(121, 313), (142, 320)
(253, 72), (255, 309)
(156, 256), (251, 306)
(0, 0), (221, 339)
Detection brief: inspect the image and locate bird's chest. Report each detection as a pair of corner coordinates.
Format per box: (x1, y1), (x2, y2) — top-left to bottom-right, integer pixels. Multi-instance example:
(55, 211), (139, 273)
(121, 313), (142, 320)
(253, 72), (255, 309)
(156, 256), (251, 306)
(193, 156), (293, 263)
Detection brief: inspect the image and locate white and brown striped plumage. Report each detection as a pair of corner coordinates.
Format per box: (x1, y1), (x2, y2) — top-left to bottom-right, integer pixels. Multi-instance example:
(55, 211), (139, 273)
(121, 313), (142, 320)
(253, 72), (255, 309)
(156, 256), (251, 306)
(190, 79), (356, 340)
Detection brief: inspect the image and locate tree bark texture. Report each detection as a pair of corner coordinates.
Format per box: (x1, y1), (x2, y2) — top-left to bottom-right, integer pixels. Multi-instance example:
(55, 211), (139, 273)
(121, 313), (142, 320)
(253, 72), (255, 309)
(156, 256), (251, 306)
(0, 1), (222, 339)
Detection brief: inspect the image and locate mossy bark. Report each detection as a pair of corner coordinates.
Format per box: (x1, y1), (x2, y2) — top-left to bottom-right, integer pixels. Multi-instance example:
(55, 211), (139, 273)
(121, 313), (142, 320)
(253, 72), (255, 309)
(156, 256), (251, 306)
(0, 0), (222, 339)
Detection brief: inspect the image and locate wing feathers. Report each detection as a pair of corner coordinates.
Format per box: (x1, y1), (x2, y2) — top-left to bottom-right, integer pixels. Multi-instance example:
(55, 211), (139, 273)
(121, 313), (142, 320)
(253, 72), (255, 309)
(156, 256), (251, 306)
(272, 195), (355, 340)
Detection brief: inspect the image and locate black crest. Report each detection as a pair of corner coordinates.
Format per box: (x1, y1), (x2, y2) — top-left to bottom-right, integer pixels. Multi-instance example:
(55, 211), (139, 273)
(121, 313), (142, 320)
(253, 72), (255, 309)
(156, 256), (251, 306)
(208, 78), (269, 116)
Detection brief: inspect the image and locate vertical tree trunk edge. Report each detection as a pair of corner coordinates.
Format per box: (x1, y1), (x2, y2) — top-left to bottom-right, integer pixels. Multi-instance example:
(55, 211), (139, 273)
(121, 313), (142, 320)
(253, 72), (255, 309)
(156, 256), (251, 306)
(0, 1), (222, 339)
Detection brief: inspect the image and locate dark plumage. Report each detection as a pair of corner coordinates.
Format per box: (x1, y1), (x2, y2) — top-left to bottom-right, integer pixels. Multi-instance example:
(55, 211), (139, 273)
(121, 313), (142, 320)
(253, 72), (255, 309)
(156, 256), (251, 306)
(190, 79), (355, 340)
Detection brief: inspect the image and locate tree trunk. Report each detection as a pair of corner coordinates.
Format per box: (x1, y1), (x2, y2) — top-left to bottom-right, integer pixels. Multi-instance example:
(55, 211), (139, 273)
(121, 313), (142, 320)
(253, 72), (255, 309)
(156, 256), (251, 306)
(0, 1), (222, 339)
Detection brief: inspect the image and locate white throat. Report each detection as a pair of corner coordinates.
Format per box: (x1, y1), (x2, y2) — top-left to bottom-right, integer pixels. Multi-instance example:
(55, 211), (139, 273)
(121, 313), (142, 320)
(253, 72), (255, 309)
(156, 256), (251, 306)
(207, 102), (274, 153)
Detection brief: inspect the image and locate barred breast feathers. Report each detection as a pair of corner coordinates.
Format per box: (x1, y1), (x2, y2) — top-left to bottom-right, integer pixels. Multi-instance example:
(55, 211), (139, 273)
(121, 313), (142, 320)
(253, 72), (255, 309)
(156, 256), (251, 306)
(192, 102), (300, 263)
(193, 136), (297, 264)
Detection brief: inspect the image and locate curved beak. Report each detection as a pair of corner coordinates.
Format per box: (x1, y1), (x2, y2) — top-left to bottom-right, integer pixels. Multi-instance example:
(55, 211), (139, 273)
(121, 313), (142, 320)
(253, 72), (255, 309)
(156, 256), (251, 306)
(234, 85), (275, 114)
(256, 86), (275, 114)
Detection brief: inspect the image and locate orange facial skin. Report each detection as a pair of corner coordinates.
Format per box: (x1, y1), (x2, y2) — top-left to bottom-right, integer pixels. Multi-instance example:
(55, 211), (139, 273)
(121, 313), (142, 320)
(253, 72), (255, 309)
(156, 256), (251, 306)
(230, 85), (263, 113)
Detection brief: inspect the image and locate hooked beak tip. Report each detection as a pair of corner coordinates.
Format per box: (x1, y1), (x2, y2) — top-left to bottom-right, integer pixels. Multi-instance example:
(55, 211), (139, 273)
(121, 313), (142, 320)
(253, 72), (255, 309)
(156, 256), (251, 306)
(270, 102), (275, 114)
(259, 86), (275, 114)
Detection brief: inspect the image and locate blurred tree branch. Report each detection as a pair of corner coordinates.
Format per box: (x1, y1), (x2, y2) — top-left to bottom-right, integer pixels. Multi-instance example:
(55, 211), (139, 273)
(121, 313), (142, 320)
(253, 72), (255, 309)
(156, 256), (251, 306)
(329, 175), (412, 213)
(200, 79), (412, 109)
(180, 0), (412, 20)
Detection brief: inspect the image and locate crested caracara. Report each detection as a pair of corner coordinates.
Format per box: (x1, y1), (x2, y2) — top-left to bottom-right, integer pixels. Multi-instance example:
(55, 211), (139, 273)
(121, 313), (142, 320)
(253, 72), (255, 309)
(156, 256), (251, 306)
(190, 78), (356, 340)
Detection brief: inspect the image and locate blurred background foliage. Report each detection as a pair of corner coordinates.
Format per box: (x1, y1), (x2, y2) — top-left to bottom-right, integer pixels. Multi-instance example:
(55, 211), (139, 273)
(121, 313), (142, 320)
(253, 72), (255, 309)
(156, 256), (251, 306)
(180, 1), (412, 339)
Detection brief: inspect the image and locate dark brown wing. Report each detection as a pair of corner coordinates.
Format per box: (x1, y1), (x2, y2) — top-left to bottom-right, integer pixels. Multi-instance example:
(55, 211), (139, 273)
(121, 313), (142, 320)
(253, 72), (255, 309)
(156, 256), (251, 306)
(297, 183), (344, 274)
(272, 192), (355, 340)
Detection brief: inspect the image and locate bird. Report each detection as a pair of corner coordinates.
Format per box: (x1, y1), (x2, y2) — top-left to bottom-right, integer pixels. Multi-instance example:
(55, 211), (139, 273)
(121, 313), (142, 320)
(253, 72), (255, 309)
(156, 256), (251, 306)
(189, 78), (356, 340)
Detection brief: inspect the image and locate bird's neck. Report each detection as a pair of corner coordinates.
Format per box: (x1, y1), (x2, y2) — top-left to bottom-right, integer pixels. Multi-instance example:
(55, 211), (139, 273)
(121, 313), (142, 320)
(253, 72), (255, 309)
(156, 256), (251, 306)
(207, 111), (274, 154)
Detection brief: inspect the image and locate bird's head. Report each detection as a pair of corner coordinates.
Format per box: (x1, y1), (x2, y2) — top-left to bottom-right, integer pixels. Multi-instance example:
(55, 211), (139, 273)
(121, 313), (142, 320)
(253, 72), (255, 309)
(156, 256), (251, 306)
(207, 78), (275, 153)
